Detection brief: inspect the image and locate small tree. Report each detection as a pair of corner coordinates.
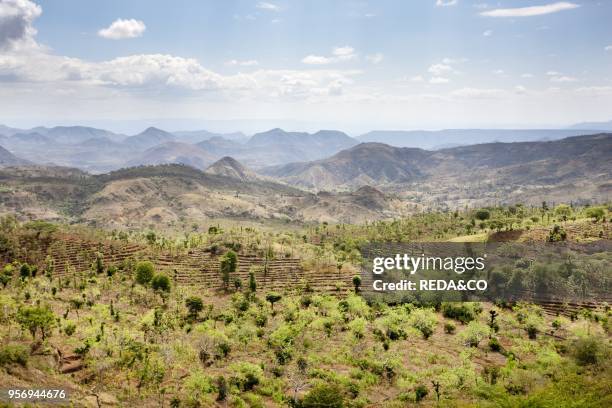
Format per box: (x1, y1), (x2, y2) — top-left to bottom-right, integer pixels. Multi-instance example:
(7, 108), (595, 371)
(220, 250), (238, 290)
(94, 252), (104, 274)
(16, 306), (56, 340)
(475, 209), (490, 221)
(216, 376), (228, 401)
(266, 292), (282, 310)
(135, 261), (155, 285)
(151, 273), (171, 293)
(19, 263), (31, 280)
(185, 296), (204, 318)
(352, 275), (362, 293)
(248, 271), (257, 293)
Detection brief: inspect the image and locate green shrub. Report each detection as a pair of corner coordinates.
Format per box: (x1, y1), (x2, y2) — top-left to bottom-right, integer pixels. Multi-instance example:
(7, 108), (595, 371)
(64, 322), (77, 336)
(489, 337), (502, 352)
(185, 296), (204, 317)
(460, 321), (490, 347)
(151, 273), (171, 292)
(441, 302), (480, 324)
(135, 261), (155, 285)
(230, 362), (263, 391)
(301, 383), (344, 408)
(444, 322), (456, 334)
(0, 344), (28, 367)
(415, 384), (428, 402)
(409, 308), (437, 339)
(571, 336), (609, 366)
(106, 265), (117, 277)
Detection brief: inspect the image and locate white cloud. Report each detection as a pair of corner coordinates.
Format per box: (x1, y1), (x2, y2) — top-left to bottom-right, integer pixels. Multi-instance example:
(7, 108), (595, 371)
(436, 0), (458, 7)
(366, 53), (383, 64)
(481, 2), (580, 17)
(302, 55), (332, 65)
(410, 75), (424, 82)
(256, 2), (280, 12)
(0, 0), (42, 50)
(302, 46), (357, 65)
(430, 77), (450, 84)
(483, 30), (493, 37)
(98, 18), (146, 40)
(550, 75), (577, 83)
(521, 73), (534, 78)
(428, 63), (453, 76)
(333, 46), (356, 59)
(226, 59), (259, 67)
(546, 70), (561, 76)
(605, 45), (612, 52)
(493, 69), (504, 75)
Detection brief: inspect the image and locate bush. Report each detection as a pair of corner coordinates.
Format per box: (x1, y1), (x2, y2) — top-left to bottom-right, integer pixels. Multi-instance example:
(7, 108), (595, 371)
(441, 302), (480, 324)
(409, 308), (437, 339)
(106, 265), (117, 277)
(0, 344), (29, 367)
(460, 321), (490, 347)
(185, 296), (204, 317)
(444, 322), (456, 334)
(230, 362), (263, 391)
(151, 273), (171, 293)
(135, 261), (155, 285)
(489, 337), (502, 352)
(19, 263), (31, 280)
(415, 384), (428, 402)
(547, 225), (567, 242)
(301, 383), (344, 408)
(571, 336), (609, 366)
(64, 322), (77, 336)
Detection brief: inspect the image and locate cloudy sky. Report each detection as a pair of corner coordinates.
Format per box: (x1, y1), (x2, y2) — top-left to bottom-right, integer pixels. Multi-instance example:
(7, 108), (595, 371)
(1, 0), (611, 133)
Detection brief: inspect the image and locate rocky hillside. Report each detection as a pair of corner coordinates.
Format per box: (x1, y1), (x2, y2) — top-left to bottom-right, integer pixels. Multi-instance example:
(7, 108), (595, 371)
(261, 134), (612, 206)
(0, 164), (410, 227)
(204, 157), (257, 181)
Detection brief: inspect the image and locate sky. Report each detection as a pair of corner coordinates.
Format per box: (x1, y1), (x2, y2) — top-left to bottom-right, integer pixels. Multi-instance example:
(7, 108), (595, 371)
(0, 0), (611, 134)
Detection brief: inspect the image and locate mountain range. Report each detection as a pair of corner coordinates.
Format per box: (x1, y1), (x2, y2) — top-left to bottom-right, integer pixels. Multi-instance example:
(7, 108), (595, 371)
(261, 133), (612, 207)
(2, 123), (606, 173)
(0, 132), (609, 225)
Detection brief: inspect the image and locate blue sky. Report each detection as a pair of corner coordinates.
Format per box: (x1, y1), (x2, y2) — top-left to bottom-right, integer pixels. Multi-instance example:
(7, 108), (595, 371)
(1, 0), (611, 134)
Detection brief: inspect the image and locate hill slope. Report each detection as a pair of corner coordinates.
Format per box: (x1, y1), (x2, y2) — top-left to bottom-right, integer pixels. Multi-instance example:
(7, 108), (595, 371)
(262, 133), (612, 206)
(0, 164), (409, 226)
(204, 156), (257, 181)
(0, 145), (31, 166)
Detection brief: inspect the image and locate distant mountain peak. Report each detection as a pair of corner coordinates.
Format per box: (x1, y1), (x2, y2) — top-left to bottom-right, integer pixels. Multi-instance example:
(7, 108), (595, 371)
(205, 156), (256, 181)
